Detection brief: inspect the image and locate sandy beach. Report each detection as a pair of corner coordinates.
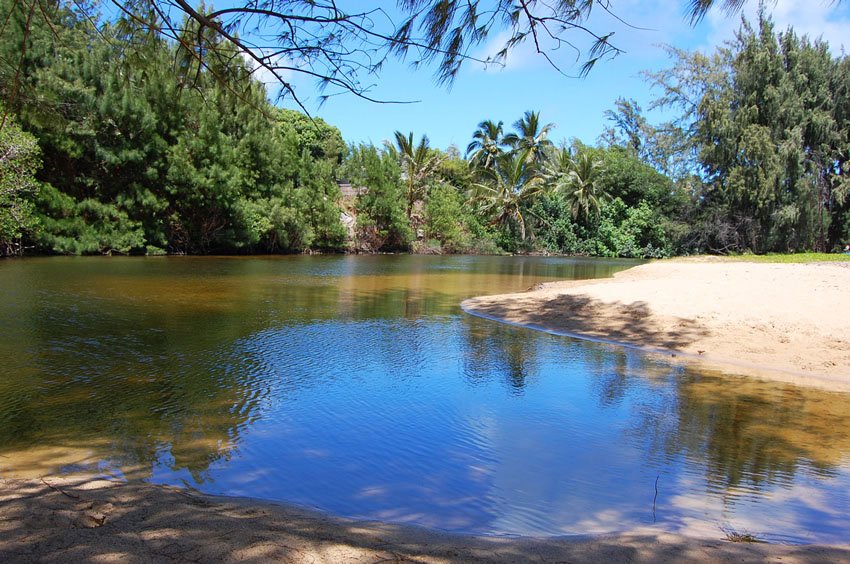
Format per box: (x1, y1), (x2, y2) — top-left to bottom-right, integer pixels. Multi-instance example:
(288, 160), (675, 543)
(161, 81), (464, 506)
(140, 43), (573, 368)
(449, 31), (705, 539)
(2, 476), (849, 563)
(463, 258), (850, 392)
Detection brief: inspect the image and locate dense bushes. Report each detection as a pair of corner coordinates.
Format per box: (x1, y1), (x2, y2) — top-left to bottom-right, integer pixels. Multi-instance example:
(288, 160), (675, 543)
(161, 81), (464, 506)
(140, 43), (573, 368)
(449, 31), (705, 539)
(0, 116), (41, 256)
(0, 1), (347, 255)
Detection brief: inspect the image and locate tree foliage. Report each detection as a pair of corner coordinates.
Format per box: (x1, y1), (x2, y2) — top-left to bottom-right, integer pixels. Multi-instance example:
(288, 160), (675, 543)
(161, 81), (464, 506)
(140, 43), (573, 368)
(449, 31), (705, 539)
(0, 0), (348, 255)
(6, 0), (785, 114)
(2, 1), (848, 260)
(424, 183), (467, 251)
(466, 120), (507, 172)
(552, 149), (608, 223)
(470, 149), (546, 242)
(647, 12), (850, 253)
(385, 131), (443, 221)
(340, 143), (411, 252)
(0, 115), (41, 256)
(503, 111), (555, 168)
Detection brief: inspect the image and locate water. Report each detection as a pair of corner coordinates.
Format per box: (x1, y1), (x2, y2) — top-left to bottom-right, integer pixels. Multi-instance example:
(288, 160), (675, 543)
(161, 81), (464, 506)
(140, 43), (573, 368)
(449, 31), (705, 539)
(1, 255), (849, 543)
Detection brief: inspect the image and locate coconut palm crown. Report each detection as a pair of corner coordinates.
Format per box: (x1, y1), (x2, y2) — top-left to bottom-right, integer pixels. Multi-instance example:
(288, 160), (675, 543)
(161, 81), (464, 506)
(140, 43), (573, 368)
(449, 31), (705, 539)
(466, 120), (507, 172)
(503, 111), (555, 167)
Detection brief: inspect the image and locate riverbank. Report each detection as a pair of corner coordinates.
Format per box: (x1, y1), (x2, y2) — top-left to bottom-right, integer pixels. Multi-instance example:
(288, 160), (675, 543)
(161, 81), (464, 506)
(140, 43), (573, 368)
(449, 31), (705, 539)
(462, 257), (850, 392)
(2, 476), (848, 562)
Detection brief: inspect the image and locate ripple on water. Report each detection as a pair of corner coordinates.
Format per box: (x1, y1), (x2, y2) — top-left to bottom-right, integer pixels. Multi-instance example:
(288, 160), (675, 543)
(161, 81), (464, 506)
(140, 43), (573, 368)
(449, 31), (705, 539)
(3, 256), (850, 544)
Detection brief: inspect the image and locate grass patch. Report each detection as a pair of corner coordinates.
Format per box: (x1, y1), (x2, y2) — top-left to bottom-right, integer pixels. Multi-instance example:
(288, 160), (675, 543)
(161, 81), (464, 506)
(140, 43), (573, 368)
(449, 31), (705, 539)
(721, 526), (765, 543)
(726, 252), (850, 263)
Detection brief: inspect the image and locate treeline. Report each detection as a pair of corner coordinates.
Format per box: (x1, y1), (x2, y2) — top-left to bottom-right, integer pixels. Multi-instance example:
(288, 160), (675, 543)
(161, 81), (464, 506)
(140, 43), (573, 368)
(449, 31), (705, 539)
(1, 3), (848, 257)
(1, 0), (347, 256)
(634, 16), (850, 254)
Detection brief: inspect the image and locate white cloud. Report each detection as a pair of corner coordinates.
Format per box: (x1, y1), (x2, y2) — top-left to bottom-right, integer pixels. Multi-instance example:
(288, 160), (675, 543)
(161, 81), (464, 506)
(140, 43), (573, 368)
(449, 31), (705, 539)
(472, 29), (564, 73)
(241, 49), (295, 83)
(703, 0), (850, 53)
(238, 48), (308, 103)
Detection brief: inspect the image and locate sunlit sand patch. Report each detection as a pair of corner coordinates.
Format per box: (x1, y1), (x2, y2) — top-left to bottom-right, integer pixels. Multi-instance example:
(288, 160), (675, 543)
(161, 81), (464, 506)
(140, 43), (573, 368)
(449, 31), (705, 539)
(462, 261), (850, 392)
(0, 443), (120, 479)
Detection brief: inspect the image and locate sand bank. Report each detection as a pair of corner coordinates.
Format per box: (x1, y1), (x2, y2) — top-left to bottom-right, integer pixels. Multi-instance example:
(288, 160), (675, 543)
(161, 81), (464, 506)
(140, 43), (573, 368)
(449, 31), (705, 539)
(2, 476), (848, 563)
(462, 258), (850, 392)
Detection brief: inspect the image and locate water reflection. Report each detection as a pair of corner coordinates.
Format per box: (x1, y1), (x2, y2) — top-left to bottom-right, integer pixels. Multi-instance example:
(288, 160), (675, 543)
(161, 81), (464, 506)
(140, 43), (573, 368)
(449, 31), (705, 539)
(1, 255), (849, 543)
(665, 374), (850, 485)
(460, 321), (541, 394)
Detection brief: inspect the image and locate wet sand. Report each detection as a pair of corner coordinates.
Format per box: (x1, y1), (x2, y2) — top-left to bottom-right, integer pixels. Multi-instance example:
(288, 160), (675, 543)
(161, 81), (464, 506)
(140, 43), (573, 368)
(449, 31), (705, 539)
(2, 476), (848, 563)
(463, 258), (850, 392)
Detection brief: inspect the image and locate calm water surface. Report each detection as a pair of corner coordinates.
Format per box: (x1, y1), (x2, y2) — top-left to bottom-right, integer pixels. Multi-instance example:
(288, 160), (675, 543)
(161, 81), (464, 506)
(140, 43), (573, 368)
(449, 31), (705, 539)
(1, 255), (849, 543)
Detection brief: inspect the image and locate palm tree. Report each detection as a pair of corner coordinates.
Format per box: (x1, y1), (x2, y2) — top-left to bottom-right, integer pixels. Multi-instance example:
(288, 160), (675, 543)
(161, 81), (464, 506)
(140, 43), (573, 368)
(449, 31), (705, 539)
(470, 149), (547, 241)
(548, 149), (608, 223)
(466, 119), (507, 172)
(386, 131), (442, 220)
(503, 110), (555, 167)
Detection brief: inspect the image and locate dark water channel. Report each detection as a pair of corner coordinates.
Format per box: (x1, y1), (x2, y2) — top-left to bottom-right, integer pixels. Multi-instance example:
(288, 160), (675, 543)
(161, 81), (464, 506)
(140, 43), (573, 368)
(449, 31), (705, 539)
(1, 255), (849, 543)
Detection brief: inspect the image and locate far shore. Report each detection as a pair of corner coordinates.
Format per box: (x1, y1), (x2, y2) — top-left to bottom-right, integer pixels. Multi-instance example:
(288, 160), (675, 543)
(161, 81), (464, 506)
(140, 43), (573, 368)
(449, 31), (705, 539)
(2, 476), (849, 562)
(462, 257), (850, 392)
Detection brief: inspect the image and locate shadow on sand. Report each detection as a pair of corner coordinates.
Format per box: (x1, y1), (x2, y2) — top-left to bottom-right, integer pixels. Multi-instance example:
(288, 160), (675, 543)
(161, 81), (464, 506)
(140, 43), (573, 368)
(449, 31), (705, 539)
(463, 293), (709, 353)
(1, 477), (847, 563)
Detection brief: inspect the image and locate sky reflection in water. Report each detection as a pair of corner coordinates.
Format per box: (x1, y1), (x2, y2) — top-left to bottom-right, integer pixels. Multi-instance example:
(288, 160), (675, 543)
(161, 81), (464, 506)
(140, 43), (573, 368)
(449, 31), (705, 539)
(1, 255), (849, 544)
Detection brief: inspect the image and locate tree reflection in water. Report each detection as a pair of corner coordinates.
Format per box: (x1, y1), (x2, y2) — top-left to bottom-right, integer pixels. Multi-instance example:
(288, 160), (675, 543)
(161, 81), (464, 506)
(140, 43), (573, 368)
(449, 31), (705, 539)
(460, 314), (850, 504)
(1, 255), (849, 542)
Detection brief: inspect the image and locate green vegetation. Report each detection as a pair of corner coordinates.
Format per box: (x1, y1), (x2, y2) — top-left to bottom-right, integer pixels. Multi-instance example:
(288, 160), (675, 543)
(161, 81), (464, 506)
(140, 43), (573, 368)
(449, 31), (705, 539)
(0, 0), (347, 256)
(721, 527), (765, 543)
(646, 16), (850, 254)
(0, 115), (41, 256)
(1, 4), (848, 258)
(727, 253), (850, 263)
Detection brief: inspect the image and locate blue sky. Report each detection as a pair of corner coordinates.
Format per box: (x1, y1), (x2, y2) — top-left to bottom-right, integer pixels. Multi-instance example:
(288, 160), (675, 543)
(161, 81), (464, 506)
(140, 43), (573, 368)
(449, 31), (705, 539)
(264, 1), (850, 151)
